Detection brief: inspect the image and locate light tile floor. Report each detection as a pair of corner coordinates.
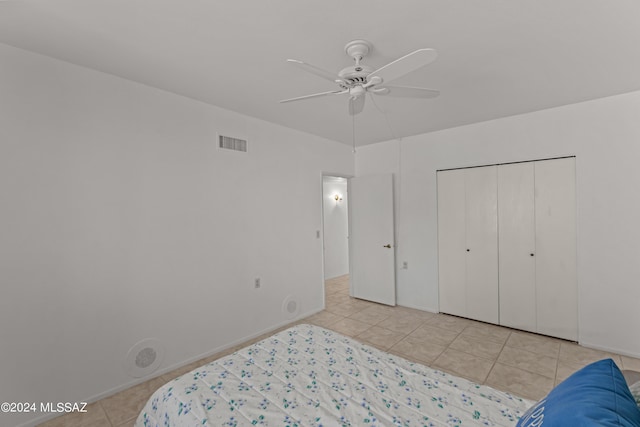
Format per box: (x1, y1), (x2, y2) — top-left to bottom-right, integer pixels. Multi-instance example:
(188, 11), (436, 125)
(38, 274), (639, 426)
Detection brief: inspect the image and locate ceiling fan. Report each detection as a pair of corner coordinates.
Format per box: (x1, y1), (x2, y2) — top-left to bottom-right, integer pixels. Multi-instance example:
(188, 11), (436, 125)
(280, 40), (439, 115)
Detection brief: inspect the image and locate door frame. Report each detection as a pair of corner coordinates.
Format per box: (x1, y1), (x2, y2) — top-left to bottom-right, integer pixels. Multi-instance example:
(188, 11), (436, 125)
(320, 173), (353, 307)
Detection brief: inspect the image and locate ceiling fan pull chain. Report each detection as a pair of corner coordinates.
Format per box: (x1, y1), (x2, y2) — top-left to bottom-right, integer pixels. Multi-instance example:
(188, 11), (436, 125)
(352, 113), (356, 153)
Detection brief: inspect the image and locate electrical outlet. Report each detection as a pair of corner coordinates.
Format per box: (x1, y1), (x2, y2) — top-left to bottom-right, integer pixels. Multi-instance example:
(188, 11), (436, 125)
(402, 261), (408, 269)
(254, 277), (261, 289)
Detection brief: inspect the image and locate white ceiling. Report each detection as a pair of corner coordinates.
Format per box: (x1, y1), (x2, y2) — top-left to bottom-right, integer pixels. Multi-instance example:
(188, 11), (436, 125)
(1, 0), (640, 146)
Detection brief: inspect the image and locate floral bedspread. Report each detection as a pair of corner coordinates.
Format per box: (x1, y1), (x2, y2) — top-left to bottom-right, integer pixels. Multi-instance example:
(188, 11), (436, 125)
(135, 324), (533, 426)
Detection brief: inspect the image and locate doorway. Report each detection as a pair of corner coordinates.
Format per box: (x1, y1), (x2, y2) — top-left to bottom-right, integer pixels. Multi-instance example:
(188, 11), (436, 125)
(321, 176), (350, 292)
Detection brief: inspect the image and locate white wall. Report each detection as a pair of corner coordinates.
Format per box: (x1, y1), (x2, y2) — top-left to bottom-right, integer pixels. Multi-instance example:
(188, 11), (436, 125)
(322, 177), (349, 279)
(0, 43), (353, 427)
(356, 90), (640, 359)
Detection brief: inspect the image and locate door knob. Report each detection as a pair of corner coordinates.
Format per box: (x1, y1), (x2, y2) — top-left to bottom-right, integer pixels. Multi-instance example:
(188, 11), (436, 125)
(466, 249), (470, 252)
(383, 244), (392, 248)
(530, 253), (535, 257)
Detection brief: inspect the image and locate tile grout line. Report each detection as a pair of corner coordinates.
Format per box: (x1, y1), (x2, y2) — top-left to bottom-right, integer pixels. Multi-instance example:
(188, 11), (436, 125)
(97, 400), (116, 427)
(483, 330), (512, 387)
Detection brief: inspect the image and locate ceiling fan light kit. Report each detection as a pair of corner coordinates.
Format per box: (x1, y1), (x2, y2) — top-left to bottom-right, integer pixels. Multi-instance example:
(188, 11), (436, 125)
(281, 39), (440, 116)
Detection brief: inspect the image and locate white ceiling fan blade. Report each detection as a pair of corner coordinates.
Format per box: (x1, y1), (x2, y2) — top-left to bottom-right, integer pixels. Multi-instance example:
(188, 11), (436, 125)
(372, 85), (440, 99)
(348, 95), (365, 115)
(280, 90), (347, 103)
(368, 48), (437, 84)
(287, 59), (343, 83)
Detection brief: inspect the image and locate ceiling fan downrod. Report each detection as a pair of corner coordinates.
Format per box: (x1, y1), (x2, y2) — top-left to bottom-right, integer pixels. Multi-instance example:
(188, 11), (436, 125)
(344, 39), (372, 70)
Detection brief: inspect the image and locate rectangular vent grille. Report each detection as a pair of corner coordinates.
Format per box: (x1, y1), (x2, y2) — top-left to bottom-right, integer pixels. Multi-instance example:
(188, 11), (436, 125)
(219, 135), (248, 152)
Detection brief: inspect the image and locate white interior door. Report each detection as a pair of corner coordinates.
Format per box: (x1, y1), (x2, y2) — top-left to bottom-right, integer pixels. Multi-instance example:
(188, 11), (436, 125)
(535, 157), (577, 340)
(498, 162), (537, 332)
(437, 169), (467, 317)
(349, 173), (396, 306)
(464, 166), (499, 324)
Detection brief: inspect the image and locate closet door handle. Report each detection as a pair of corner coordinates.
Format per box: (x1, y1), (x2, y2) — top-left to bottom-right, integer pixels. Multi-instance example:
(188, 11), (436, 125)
(530, 253), (535, 256)
(466, 249), (470, 252)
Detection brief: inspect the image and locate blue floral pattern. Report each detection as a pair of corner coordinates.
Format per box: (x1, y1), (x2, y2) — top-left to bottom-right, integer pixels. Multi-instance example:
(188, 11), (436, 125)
(135, 324), (533, 426)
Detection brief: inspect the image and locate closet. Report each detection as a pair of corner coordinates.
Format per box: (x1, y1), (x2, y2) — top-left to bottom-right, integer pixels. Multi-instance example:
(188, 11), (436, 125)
(437, 157), (577, 341)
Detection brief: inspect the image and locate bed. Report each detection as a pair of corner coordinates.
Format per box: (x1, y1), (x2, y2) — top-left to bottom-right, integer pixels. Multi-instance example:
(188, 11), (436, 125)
(134, 323), (535, 426)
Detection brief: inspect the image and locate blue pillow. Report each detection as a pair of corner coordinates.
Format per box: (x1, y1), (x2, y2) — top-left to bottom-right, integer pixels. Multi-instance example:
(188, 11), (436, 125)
(516, 358), (640, 427)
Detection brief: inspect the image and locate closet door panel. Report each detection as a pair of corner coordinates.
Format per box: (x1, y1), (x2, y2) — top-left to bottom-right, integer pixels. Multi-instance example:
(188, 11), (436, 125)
(535, 158), (577, 341)
(465, 166), (499, 324)
(498, 162), (537, 332)
(437, 170), (467, 317)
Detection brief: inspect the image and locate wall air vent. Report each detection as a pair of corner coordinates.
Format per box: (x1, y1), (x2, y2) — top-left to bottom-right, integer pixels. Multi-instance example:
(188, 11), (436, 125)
(218, 135), (248, 152)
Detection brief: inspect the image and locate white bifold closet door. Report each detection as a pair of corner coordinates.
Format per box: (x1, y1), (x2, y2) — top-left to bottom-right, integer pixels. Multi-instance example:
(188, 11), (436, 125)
(465, 166), (499, 324)
(498, 162), (537, 332)
(534, 158), (577, 341)
(437, 170), (467, 317)
(497, 157), (577, 340)
(437, 166), (498, 324)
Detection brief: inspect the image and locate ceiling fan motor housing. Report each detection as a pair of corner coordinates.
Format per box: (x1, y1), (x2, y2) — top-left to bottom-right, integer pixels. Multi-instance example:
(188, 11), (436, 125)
(338, 64), (373, 87)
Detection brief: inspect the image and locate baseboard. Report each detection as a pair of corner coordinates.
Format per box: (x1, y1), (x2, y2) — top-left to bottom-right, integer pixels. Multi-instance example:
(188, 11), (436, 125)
(15, 308), (325, 427)
(578, 340), (640, 361)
